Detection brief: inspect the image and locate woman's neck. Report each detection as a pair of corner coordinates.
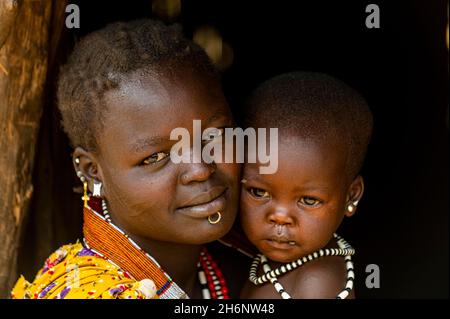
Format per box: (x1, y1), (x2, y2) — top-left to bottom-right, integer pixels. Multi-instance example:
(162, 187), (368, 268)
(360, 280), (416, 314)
(128, 233), (202, 297)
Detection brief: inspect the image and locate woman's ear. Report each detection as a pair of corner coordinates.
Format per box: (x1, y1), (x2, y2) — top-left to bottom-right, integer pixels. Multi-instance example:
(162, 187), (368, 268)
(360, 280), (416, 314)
(72, 146), (103, 192)
(344, 175), (365, 217)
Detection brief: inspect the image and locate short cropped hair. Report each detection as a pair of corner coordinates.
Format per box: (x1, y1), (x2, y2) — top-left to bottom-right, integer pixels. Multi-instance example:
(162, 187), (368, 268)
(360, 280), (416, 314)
(57, 19), (217, 152)
(243, 72), (373, 179)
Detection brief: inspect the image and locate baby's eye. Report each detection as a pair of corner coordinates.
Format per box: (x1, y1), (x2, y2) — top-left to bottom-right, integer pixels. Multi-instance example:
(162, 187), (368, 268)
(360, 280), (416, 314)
(299, 197), (321, 207)
(202, 127), (224, 143)
(248, 187), (270, 199)
(142, 152), (169, 165)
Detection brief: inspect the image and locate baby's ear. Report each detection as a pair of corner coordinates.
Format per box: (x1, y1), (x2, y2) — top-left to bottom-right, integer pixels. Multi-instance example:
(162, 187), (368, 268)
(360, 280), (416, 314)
(344, 175), (364, 217)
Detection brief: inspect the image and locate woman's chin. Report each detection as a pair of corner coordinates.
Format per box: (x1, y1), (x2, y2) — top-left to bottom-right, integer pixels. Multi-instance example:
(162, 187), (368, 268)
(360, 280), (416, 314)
(179, 219), (235, 245)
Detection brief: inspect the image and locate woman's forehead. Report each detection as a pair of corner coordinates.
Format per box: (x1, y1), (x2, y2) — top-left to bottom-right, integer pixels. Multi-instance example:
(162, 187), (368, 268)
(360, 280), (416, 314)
(99, 71), (231, 152)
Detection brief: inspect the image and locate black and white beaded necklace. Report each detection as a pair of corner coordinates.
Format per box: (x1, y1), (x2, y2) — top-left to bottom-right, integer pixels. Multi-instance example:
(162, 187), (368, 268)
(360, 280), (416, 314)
(249, 233), (355, 299)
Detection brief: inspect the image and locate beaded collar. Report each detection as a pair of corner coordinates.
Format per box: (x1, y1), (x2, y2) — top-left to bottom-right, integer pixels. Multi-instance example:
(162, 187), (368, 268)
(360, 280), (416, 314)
(249, 233), (355, 299)
(82, 199), (229, 299)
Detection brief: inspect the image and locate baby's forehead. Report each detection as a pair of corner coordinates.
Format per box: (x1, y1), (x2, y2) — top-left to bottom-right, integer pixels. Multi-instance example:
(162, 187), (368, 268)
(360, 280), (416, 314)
(244, 136), (348, 181)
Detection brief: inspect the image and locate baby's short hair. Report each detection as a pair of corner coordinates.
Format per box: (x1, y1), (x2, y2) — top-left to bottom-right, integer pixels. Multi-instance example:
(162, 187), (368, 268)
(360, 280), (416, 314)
(243, 72), (373, 179)
(57, 19), (217, 152)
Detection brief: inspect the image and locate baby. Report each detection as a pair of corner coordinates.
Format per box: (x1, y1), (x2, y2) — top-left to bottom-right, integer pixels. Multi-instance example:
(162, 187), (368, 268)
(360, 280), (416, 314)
(239, 72), (373, 299)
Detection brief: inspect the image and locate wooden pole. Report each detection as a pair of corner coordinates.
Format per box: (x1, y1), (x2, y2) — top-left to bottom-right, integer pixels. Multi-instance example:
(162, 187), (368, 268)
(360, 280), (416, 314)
(0, 0), (65, 297)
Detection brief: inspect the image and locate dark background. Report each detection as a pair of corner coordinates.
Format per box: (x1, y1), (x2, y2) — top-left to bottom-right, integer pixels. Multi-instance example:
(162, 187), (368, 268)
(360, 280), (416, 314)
(18, 0), (448, 298)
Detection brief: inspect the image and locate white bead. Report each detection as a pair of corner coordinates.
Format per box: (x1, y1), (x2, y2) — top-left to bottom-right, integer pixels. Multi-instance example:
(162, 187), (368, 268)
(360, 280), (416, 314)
(348, 270), (355, 279)
(346, 280), (353, 290)
(338, 290), (349, 299)
(198, 271), (207, 284)
(274, 283), (283, 291)
(137, 279), (157, 299)
(202, 288), (211, 299)
(281, 292), (291, 299)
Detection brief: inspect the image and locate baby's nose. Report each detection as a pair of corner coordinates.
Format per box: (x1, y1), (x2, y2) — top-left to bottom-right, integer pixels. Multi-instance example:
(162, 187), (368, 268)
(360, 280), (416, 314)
(267, 209), (294, 226)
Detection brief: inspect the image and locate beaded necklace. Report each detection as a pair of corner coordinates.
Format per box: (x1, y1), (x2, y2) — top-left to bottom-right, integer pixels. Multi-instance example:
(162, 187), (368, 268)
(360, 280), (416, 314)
(249, 233), (355, 299)
(83, 201), (229, 299)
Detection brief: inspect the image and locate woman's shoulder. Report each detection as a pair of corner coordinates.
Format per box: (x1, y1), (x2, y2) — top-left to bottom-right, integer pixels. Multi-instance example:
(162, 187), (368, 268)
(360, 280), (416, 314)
(11, 242), (156, 299)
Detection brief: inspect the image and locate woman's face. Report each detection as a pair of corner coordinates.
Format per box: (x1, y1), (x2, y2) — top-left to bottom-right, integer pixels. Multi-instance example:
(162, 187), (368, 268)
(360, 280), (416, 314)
(90, 69), (240, 245)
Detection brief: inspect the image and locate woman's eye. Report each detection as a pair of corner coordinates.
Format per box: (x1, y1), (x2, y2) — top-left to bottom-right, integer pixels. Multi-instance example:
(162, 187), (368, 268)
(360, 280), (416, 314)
(203, 127), (224, 143)
(249, 187), (270, 199)
(299, 197), (321, 206)
(142, 152), (169, 165)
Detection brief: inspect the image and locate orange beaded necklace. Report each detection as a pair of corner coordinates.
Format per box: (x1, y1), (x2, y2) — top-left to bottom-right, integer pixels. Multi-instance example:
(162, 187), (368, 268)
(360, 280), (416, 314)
(82, 198), (229, 299)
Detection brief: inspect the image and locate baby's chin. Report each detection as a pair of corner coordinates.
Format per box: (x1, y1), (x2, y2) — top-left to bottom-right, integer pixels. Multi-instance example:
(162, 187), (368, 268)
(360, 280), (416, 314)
(256, 244), (306, 263)
(264, 250), (303, 263)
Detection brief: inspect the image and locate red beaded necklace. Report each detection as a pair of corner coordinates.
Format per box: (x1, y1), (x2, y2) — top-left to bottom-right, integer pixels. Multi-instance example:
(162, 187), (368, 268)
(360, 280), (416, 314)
(198, 247), (230, 299)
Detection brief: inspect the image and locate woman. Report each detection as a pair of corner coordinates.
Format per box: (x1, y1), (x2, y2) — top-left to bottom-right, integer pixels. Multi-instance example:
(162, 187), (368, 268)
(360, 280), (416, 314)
(12, 19), (249, 299)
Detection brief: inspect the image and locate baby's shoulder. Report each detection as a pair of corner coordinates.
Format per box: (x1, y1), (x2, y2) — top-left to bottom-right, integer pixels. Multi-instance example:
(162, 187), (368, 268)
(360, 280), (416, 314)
(286, 255), (352, 299)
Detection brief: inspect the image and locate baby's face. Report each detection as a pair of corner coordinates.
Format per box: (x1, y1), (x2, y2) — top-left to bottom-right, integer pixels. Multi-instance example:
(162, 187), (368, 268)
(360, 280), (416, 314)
(240, 137), (351, 263)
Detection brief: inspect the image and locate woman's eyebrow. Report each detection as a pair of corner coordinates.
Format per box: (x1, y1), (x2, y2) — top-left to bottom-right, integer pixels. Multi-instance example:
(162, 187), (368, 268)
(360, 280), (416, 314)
(131, 136), (165, 153)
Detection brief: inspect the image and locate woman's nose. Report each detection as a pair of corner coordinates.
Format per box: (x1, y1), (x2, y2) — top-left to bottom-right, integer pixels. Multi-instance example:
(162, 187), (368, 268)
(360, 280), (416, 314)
(267, 207), (295, 226)
(179, 147), (216, 184)
(180, 163), (215, 184)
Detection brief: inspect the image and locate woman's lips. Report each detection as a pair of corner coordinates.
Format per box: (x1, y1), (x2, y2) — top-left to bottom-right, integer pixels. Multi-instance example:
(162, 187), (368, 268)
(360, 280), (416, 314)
(176, 186), (228, 219)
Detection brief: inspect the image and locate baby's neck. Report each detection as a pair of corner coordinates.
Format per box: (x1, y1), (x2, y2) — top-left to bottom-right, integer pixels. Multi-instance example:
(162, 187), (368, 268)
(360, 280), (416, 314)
(274, 236), (339, 266)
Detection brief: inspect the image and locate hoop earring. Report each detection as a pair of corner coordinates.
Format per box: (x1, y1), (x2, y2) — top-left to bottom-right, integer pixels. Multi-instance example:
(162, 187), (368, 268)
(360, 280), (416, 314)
(208, 211), (222, 224)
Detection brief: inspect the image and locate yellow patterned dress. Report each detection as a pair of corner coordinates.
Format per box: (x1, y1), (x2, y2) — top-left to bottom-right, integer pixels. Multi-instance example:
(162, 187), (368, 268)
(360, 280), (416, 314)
(11, 242), (156, 299)
(11, 199), (229, 299)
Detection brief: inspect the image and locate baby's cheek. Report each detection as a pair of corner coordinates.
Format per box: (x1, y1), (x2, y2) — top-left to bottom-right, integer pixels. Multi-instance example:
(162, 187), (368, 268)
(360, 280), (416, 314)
(239, 200), (259, 236)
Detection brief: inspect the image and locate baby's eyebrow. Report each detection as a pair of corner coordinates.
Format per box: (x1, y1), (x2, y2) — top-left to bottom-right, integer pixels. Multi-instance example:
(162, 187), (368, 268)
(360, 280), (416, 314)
(205, 112), (232, 126)
(242, 174), (267, 184)
(131, 136), (165, 153)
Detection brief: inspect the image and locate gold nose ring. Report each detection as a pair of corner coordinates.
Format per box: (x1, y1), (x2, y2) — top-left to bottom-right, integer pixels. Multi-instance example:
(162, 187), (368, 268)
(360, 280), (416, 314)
(208, 211), (222, 224)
